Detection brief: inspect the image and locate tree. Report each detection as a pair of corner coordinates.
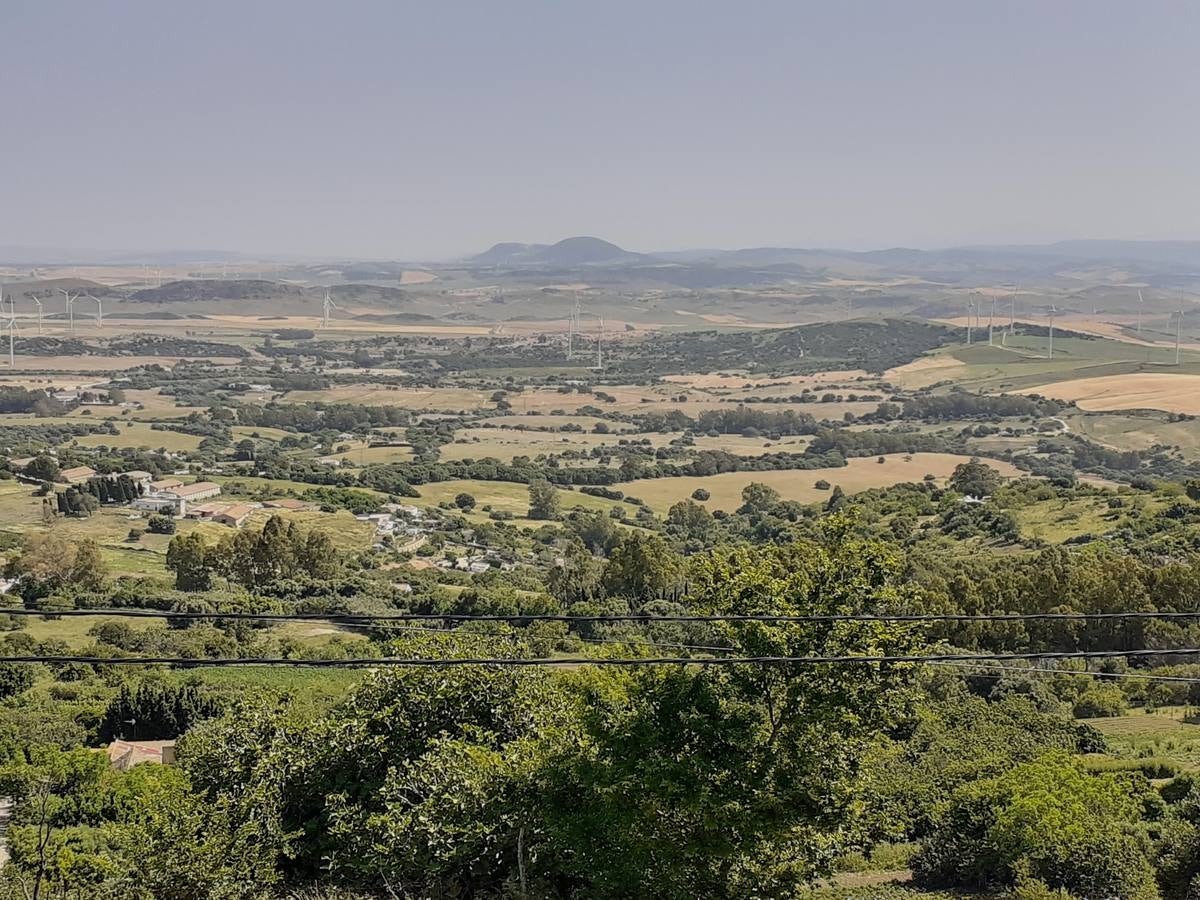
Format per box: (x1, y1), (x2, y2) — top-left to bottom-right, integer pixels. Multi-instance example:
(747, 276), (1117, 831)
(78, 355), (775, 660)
(691, 487), (710, 501)
(601, 532), (682, 605)
(297, 530), (340, 580)
(547, 539), (603, 604)
(738, 481), (780, 514)
(147, 514), (176, 535)
(166, 533), (216, 591)
(4, 533), (104, 599)
(1186, 479), (1200, 503)
(454, 492), (477, 511)
(68, 539), (107, 592)
(0, 663), (34, 700)
(913, 753), (1158, 899)
(666, 499), (715, 543)
(950, 457), (1003, 498)
(567, 510), (622, 556)
(528, 480), (560, 520)
(24, 455), (59, 483)
(538, 527), (925, 897)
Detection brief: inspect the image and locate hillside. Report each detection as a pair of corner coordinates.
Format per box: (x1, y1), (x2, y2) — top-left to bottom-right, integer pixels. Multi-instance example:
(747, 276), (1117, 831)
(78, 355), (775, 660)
(470, 236), (645, 267)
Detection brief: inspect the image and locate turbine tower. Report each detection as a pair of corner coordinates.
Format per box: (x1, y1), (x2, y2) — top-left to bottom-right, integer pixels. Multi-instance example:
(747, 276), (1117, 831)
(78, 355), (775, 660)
(1137, 289), (1145, 334)
(1176, 309), (1185, 365)
(567, 293), (581, 359)
(320, 290), (342, 329)
(1048, 305), (1057, 360)
(595, 316), (605, 370)
(966, 295), (975, 345)
(988, 295), (996, 345)
(2, 304), (17, 368)
(32, 297), (43, 335)
(57, 289), (78, 334)
(86, 293), (103, 329)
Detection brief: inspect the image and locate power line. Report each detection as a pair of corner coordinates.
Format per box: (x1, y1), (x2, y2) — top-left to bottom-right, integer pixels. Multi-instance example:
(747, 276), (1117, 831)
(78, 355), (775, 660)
(15, 608), (1200, 625)
(364, 620), (738, 655)
(926, 659), (1200, 685)
(13, 648), (1200, 668)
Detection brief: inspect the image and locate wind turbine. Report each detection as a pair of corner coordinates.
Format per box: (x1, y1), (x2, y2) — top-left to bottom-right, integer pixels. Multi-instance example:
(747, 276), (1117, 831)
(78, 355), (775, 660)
(988, 295), (996, 345)
(320, 289), (342, 329)
(595, 316), (605, 370)
(567, 293), (581, 359)
(31, 297), (43, 335)
(966, 294), (975, 345)
(1175, 309), (1185, 365)
(85, 293), (103, 329)
(2, 304), (17, 368)
(1047, 305), (1057, 359)
(57, 289), (79, 334)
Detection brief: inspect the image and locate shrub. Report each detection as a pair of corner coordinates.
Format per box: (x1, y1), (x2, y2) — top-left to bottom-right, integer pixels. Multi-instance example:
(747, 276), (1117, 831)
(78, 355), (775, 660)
(814, 479), (831, 491)
(1072, 683), (1128, 718)
(913, 753), (1158, 899)
(691, 488), (711, 501)
(147, 514), (177, 535)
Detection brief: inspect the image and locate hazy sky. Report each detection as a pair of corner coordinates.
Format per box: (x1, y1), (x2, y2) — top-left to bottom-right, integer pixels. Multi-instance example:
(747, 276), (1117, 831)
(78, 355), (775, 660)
(4, 0), (1200, 260)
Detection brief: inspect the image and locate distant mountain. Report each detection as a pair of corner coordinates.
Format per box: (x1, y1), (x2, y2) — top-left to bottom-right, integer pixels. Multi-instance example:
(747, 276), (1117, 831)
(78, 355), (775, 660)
(469, 236), (646, 267)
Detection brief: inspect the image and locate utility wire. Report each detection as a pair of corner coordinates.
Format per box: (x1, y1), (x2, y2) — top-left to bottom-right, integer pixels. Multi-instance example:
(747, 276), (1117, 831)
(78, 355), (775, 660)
(926, 659), (1200, 685)
(14, 648), (1200, 668)
(362, 620), (738, 655)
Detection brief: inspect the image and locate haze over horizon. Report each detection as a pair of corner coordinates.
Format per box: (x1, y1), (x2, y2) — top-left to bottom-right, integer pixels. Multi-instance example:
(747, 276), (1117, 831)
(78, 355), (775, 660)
(4, 0), (1200, 260)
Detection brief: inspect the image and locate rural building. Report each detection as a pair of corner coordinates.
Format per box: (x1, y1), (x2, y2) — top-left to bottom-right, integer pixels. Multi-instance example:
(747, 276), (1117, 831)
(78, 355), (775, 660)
(185, 501), (257, 527)
(58, 465), (97, 484)
(133, 496), (186, 516)
(107, 740), (176, 771)
(8, 457), (35, 471)
(164, 481), (222, 502)
(150, 477), (184, 492)
(211, 503), (254, 527)
(122, 470), (154, 486)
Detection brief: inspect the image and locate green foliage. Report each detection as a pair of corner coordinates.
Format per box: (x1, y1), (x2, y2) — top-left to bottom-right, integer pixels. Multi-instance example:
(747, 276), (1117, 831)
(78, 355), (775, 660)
(527, 478), (560, 520)
(167, 515), (340, 591)
(949, 457), (1004, 498)
(147, 513), (176, 535)
(912, 753), (1159, 898)
(100, 680), (225, 742)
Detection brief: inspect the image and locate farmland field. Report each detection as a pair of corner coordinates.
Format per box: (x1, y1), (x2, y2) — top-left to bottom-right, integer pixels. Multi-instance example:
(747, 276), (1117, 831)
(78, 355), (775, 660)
(620, 452), (1022, 512)
(1023, 371), (1200, 414)
(74, 421), (204, 452)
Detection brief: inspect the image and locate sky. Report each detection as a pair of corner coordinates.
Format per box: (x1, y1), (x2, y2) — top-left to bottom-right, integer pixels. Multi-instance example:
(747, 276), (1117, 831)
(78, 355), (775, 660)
(3, 0), (1200, 260)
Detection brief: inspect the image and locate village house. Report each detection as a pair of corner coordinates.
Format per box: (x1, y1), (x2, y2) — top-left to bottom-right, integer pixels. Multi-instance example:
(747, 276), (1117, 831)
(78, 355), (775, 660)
(149, 477), (185, 492)
(163, 481), (222, 502)
(185, 500), (257, 527)
(106, 740), (176, 771)
(133, 495), (186, 516)
(58, 465), (97, 485)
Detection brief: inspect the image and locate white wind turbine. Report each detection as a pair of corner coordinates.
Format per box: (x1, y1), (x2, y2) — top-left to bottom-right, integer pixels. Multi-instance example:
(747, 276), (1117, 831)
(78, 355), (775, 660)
(320, 290), (343, 329)
(1137, 289), (1145, 335)
(85, 293), (103, 329)
(57, 289), (79, 334)
(2, 301), (17, 368)
(31, 297), (43, 335)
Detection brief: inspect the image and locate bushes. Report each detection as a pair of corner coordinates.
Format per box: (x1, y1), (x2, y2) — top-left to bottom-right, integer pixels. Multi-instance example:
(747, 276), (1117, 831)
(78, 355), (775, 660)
(147, 514), (176, 535)
(912, 753), (1159, 899)
(1072, 683), (1128, 718)
(691, 488), (710, 501)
